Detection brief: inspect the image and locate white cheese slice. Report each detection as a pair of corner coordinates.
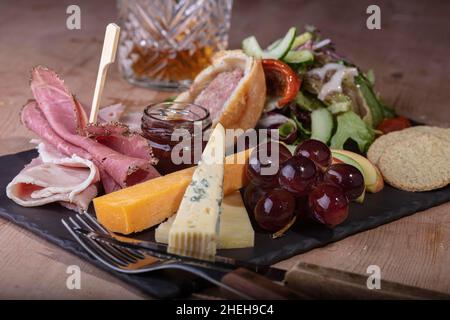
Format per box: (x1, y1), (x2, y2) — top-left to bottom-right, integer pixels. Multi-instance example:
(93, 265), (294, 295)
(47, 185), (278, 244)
(156, 191), (254, 249)
(167, 124), (226, 260)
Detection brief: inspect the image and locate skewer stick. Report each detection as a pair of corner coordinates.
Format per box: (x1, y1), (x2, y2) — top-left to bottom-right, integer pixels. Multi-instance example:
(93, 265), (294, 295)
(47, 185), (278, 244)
(89, 23), (121, 123)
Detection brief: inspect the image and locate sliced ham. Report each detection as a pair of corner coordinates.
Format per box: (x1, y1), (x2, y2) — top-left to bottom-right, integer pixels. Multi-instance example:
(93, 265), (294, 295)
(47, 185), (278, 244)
(97, 103), (126, 123)
(83, 122), (156, 162)
(21, 100), (121, 193)
(59, 185), (98, 212)
(120, 111), (143, 133)
(79, 102), (127, 126)
(74, 98), (89, 130)
(85, 102), (141, 133)
(30, 66), (160, 189)
(21, 101), (92, 160)
(6, 143), (100, 212)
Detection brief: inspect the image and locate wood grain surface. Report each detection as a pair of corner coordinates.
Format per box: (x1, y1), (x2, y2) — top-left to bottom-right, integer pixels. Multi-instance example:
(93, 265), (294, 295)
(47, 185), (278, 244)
(0, 0), (448, 299)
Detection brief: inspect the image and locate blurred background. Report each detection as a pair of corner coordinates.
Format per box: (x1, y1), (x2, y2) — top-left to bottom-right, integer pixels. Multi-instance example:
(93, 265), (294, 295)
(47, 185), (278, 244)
(0, 0), (449, 154)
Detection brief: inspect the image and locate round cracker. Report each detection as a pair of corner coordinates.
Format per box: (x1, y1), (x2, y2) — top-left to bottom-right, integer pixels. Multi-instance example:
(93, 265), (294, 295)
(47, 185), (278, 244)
(406, 126), (450, 143)
(378, 134), (450, 191)
(367, 126), (450, 165)
(367, 128), (425, 165)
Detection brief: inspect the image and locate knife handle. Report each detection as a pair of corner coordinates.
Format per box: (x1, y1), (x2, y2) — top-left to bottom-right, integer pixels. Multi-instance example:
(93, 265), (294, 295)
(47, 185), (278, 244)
(284, 262), (450, 300)
(220, 267), (304, 300)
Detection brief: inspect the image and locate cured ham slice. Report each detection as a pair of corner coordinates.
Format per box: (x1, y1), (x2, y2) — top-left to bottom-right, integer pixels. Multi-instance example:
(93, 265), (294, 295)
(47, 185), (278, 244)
(121, 111), (143, 133)
(29, 66), (160, 190)
(21, 100), (92, 160)
(21, 100), (121, 193)
(6, 143), (100, 212)
(83, 122), (156, 162)
(98, 103), (126, 123)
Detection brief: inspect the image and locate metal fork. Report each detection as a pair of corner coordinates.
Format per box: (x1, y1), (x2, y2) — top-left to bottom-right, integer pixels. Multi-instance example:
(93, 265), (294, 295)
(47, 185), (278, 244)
(61, 212), (251, 299)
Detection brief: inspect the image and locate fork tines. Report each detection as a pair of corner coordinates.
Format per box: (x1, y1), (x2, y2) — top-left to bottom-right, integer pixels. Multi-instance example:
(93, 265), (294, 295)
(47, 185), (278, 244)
(62, 212), (144, 269)
(61, 212), (253, 299)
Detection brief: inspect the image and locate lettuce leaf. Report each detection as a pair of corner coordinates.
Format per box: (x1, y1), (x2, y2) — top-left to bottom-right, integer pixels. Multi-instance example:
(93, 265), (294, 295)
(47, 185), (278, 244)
(354, 74), (384, 127)
(330, 111), (374, 152)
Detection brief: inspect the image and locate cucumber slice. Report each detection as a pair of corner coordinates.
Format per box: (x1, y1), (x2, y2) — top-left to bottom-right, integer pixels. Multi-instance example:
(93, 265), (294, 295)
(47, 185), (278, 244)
(242, 36), (264, 58)
(267, 39), (281, 51)
(311, 108), (333, 143)
(283, 50), (314, 64)
(243, 27), (296, 60)
(295, 91), (325, 111)
(291, 32), (313, 49)
(262, 27), (296, 59)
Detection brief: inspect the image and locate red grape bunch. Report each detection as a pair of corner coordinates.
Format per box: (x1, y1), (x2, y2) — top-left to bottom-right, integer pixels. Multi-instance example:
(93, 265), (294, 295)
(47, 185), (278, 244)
(245, 139), (365, 233)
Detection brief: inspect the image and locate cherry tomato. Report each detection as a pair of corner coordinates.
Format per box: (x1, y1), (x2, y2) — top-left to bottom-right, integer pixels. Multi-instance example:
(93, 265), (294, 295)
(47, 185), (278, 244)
(377, 116), (411, 134)
(262, 59), (301, 108)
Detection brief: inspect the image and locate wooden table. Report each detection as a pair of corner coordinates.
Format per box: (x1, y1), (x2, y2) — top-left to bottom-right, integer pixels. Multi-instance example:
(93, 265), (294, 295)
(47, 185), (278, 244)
(0, 0), (448, 299)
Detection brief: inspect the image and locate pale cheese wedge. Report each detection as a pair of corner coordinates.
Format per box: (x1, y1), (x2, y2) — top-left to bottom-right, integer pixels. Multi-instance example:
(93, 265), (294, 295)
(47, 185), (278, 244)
(156, 191), (254, 249)
(168, 124), (226, 260)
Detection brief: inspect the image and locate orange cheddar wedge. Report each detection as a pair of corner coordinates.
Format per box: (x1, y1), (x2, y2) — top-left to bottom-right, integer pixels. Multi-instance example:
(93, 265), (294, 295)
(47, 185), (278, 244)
(93, 149), (250, 234)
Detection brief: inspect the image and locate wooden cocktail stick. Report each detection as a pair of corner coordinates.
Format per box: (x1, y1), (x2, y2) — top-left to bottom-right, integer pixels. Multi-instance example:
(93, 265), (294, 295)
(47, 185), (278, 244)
(89, 23), (120, 123)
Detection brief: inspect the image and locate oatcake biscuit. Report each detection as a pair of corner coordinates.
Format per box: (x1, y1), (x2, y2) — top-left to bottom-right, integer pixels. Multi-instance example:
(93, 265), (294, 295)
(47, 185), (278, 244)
(367, 128), (425, 165)
(406, 126), (450, 143)
(378, 134), (450, 191)
(367, 126), (450, 165)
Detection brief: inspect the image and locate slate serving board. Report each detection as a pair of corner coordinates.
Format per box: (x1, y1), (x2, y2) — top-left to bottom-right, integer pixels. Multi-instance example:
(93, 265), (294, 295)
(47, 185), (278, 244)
(2, 150), (450, 298)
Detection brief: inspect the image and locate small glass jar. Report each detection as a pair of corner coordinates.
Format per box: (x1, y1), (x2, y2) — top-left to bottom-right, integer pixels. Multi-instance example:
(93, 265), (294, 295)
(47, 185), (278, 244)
(141, 102), (212, 175)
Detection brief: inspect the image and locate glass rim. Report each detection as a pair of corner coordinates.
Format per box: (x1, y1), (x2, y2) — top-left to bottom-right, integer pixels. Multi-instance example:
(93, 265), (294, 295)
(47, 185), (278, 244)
(143, 101), (211, 124)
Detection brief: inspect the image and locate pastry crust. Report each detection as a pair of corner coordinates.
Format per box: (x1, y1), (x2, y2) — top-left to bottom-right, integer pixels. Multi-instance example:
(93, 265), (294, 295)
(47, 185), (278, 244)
(176, 50), (266, 130)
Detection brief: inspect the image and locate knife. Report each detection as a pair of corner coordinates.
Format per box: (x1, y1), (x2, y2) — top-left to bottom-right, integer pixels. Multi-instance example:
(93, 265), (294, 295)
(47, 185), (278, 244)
(76, 228), (449, 300)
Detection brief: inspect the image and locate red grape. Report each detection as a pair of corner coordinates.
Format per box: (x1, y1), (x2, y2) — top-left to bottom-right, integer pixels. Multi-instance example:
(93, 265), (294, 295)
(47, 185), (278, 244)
(295, 196), (310, 220)
(295, 139), (332, 169)
(254, 189), (295, 232)
(323, 164), (365, 200)
(278, 155), (317, 196)
(314, 168), (324, 186)
(308, 183), (349, 228)
(244, 182), (268, 210)
(247, 141), (291, 187)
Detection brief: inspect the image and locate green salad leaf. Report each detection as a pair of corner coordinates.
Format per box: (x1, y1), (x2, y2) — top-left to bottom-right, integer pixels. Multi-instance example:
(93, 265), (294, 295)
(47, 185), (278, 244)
(354, 74), (384, 127)
(380, 101), (396, 118)
(365, 70), (375, 85)
(330, 111), (374, 152)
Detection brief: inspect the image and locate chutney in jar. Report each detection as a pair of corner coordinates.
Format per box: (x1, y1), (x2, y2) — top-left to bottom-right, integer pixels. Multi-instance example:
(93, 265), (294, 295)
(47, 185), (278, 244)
(141, 102), (211, 175)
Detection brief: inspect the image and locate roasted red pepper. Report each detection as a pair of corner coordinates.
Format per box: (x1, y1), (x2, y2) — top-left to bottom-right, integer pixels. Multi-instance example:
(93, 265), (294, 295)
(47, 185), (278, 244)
(377, 116), (411, 134)
(262, 59), (301, 108)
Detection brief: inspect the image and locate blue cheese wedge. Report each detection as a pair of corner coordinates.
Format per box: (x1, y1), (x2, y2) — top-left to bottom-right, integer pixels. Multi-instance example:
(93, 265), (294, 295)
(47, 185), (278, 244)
(168, 124), (226, 260)
(156, 191), (254, 249)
